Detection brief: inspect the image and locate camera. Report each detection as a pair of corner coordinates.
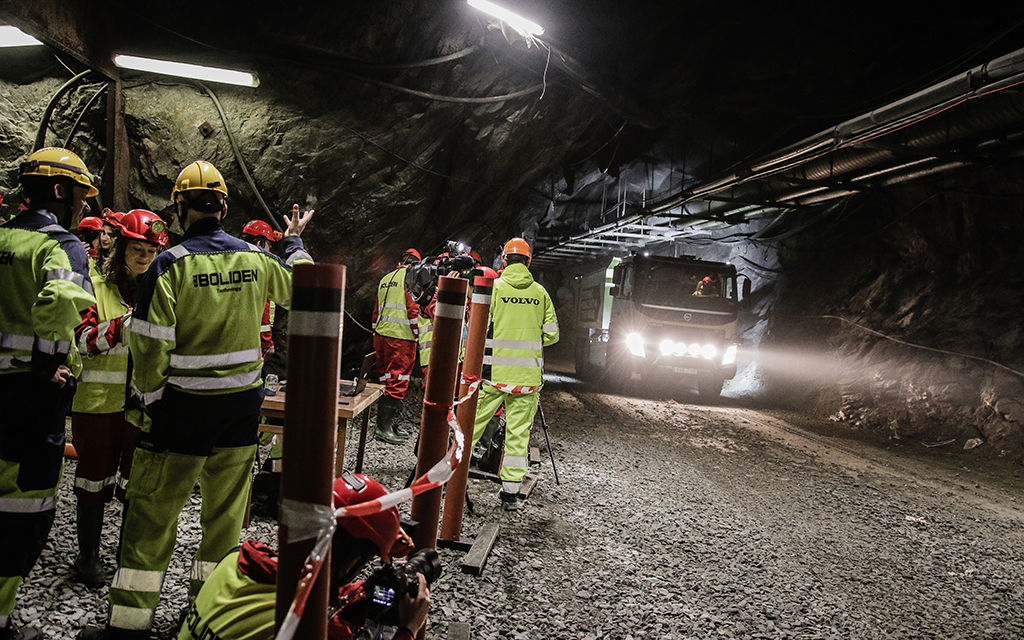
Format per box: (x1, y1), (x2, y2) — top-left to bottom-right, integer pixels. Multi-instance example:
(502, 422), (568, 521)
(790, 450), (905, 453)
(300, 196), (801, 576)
(363, 548), (441, 627)
(404, 240), (476, 307)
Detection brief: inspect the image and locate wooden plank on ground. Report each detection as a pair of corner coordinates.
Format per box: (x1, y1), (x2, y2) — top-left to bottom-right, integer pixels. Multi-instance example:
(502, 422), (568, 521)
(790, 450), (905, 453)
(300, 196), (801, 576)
(448, 622), (471, 640)
(518, 472), (539, 500)
(461, 522), (499, 575)
(529, 446), (541, 465)
(468, 469), (501, 483)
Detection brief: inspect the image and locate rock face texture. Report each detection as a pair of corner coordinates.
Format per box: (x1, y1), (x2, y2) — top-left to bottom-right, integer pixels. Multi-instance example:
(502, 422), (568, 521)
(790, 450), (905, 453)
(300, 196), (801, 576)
(761, 168), (1024, 460)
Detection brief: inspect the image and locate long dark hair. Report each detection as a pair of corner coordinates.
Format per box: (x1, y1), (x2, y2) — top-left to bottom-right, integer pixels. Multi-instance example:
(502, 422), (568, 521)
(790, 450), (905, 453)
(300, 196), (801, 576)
(102, 236), (159, 286)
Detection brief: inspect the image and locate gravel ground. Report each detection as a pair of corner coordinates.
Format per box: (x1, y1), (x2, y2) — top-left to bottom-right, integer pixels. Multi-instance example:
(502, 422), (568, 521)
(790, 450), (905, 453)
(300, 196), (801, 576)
(16, 374), (1024, 639)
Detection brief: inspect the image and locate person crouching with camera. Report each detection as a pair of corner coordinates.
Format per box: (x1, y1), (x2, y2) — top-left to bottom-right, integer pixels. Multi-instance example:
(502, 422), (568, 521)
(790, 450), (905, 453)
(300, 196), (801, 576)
(177, 474), (432, 640)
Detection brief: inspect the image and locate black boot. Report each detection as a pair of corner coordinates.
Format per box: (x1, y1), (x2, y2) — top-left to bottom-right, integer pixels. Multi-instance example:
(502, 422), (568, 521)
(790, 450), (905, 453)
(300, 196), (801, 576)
(73, 502), (107, 588)
(374, 396), (405, 444)
(1, 620), (42, 640)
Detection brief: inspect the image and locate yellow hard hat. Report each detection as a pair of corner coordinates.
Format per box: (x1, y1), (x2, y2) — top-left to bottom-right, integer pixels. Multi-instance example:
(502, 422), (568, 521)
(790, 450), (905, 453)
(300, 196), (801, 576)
(171, 161), (228, 201)
(19, 147), (99, 198)
(502, 237), (532, 262)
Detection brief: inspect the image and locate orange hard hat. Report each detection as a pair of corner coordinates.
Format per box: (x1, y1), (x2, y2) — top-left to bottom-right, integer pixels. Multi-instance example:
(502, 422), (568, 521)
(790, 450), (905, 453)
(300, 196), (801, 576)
(501, 237), (531, 263)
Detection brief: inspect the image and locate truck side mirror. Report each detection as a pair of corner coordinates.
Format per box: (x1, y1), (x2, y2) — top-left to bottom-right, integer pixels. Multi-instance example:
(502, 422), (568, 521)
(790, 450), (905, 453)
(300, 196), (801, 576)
(741, 277), (752, 302)
(611, 265), (623, 285)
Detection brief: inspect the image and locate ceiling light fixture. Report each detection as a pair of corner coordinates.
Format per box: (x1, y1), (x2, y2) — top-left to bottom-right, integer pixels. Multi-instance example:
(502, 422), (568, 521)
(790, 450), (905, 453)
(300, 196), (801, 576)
(113, 54), (259, 87)
(0, 25), (43, 47)
(467, 0), (544, 36)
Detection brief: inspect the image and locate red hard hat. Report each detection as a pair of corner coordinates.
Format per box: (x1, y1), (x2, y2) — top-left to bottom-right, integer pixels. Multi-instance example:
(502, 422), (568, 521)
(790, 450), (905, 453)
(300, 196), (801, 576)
(242, 219), (280, 243)
(475, 266), (499, 280)
(469, 250), (482, 265)
(332, 474), (400, 562)
(103, 209), (126, 224)
(402, 247), (422, 261)
(119, 209), (169, 246)
(77, 216), (105, 232)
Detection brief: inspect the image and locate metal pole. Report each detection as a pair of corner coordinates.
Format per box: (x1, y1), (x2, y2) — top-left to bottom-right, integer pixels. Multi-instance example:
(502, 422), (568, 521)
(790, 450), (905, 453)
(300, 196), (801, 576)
(536, 400), (560, 485)
(277, 263), (346, 639)
(410, 276), (467, 551)
(440, 273), (493, 541)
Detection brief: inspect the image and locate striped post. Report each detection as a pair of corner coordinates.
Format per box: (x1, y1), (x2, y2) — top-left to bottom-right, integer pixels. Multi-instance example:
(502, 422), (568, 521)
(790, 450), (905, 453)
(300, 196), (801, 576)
(276, 263), (345, 639)
(440, 273), (494, 541)
(411, 276), (468, 552)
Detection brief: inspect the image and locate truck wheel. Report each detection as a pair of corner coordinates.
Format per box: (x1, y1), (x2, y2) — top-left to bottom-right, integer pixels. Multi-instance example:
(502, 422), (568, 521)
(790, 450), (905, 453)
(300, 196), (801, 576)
(697, 375), (723, 402)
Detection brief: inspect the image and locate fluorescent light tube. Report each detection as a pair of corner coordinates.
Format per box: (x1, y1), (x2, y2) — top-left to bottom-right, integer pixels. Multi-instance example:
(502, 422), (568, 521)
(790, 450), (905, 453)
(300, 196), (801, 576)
(467, 0), (544, 36)
(0, 25), (43, 47)
(113, 54), (259, 87)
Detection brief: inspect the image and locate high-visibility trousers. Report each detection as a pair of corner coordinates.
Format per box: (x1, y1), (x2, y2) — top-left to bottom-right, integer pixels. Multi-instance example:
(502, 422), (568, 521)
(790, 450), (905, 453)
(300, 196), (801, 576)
(471, 384), (539, 495)
(71, 412), (139, 504)
(107, 385), (260, 632)
(373, 334), (416, 400)
(0, 373), (70, 618)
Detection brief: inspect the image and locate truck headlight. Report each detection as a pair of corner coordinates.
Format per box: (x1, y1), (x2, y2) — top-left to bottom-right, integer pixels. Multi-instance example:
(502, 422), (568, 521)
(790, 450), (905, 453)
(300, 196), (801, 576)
(626, 333), (645, 357)
(659, 339), (674, 355)
(688, 343), (702, 357)
(722, 345), (737, 366)
(701, 344), (717, 360)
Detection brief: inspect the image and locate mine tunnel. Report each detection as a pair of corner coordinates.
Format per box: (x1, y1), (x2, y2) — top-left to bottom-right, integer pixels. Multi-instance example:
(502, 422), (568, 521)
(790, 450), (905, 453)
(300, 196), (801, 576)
(1, 2), (1023, 639)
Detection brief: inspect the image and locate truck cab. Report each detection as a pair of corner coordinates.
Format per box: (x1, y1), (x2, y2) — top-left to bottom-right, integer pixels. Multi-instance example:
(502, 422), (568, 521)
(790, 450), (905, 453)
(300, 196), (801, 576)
(574, 254), (747, 399)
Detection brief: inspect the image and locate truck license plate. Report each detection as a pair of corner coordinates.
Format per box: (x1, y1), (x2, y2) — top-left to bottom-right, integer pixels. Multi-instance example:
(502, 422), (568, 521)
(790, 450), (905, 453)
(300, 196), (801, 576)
(673, 367), (699, 374)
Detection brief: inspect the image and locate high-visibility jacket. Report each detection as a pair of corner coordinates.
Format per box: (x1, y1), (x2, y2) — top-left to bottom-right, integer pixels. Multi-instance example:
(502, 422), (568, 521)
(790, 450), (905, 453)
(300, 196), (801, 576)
(372, 266), (418, 342)
(73, 273), (131, 414)
(0, 209), (95, 379)
(259, 300), (275, 357)
(178, 540), (416, 640)
(417, 297), (434, 368)
(481, 262), (558, 387)
(129, 219), (311, 412)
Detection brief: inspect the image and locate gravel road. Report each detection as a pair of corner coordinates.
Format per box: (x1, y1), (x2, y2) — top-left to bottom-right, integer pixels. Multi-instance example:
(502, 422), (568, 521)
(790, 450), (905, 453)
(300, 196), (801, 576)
(17, 375), (1024, 639)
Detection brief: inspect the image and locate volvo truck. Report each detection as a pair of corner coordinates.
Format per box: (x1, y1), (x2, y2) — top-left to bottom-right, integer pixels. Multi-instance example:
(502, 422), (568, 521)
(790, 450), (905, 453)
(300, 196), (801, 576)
(573, 254), (749, 399)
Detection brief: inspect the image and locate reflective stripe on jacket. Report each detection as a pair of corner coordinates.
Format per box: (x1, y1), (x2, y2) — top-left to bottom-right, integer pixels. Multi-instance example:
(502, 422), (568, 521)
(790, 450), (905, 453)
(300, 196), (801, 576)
(481, 262), (558, 386)
(129, 219), (310, 408)
(372, 267), (417, 342)
(0, 209), (95, 378)
(73, 272), (130, 414)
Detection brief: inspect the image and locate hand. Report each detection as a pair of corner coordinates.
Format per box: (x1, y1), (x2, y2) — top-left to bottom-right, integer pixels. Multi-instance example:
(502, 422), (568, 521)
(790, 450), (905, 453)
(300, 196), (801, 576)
(397, 573), (430, 635)
(50, 365), (72, 388)
(283, 204), (314, 237)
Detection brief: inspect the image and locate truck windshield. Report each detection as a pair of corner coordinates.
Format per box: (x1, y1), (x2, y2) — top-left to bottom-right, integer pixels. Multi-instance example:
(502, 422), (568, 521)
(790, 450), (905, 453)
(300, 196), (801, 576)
(634, 263), (735, 312)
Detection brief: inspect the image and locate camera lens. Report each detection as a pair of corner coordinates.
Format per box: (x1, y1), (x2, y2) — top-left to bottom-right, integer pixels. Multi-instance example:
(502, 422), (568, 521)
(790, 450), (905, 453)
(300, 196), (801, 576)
(404, 548), (441, 586)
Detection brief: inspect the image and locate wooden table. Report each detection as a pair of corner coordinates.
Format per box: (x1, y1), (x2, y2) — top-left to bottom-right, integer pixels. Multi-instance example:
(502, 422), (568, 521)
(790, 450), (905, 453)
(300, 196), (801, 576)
(259, 382), (385, 476)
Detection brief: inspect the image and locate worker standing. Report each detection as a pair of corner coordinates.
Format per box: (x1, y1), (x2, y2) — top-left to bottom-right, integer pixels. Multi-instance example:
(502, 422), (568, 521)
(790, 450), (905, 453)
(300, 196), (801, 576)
(0, 147), (98, 640)
(77, 161), (313, 640)
(470, 238), (558, 511)
(69, 209), (168, 588)
(240, 219), (283, 361)
(371, 248), (421, 444)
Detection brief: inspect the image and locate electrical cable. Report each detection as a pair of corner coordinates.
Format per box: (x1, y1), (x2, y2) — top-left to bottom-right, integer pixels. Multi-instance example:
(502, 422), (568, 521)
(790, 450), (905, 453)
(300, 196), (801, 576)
(798, 314), (1024, 381)
(334, 67), (544, 104)
(63, 85), (108, 148)
(197, 82), (281, 232)
(345, 310), (374, 335)
(35, 70), (94, 151)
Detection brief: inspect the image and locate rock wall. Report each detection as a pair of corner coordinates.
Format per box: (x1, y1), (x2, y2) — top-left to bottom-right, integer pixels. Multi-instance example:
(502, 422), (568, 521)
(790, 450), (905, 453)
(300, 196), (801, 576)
(761, 166), (1024, 461)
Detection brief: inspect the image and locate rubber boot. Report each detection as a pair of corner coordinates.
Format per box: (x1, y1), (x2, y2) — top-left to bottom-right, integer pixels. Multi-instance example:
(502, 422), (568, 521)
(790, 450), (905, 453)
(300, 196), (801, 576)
(499, 490), (520, 512)
(374, 396), (405, 444)
(73, 502), (107, 588)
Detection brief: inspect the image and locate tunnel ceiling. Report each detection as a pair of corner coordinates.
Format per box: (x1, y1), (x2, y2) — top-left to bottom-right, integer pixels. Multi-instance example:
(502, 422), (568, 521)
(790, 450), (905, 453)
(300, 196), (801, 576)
(3, 1), (1024, 271)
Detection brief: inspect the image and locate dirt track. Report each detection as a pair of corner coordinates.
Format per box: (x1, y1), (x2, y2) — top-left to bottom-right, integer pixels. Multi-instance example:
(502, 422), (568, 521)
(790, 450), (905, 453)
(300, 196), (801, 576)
(20, 376), (1024, 639)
